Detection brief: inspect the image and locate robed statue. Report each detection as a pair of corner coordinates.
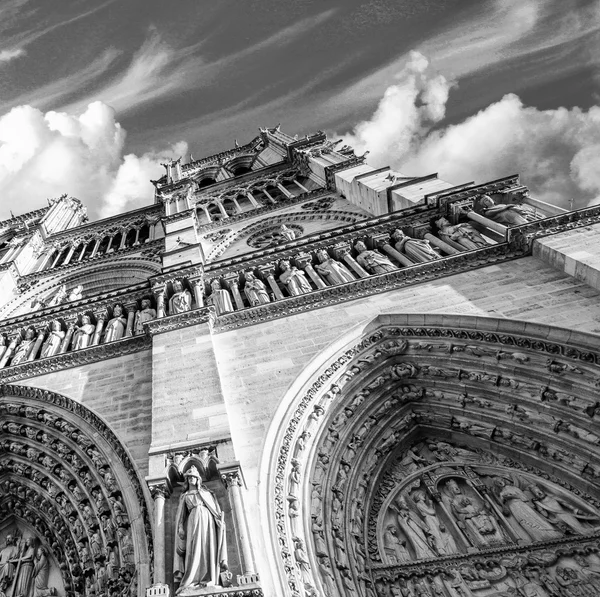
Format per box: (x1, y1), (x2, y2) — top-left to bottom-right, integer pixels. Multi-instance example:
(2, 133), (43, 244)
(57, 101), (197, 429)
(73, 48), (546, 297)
(174, 466), (227, 593)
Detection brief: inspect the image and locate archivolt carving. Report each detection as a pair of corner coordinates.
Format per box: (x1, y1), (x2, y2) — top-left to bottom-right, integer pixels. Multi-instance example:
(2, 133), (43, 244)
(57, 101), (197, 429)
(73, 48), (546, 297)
(0, 384), (152, 596)
(263, 315), (600, 597)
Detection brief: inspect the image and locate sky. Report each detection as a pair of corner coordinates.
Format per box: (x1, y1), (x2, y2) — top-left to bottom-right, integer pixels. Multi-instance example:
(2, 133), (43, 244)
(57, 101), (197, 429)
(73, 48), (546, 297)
(0, 0), (599, 220)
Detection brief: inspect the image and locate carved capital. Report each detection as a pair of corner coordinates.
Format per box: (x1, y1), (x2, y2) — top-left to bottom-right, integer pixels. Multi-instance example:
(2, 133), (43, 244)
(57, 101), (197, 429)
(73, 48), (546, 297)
(218, 464), (245, 489)
(148, 481), (172, 500)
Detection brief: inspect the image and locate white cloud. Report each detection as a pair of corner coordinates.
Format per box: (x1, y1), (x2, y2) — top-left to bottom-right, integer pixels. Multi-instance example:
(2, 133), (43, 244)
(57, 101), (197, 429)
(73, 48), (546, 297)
(340, 52), (600, 210)
(0, 101), (186, 220)
(0, 47), (25, 63)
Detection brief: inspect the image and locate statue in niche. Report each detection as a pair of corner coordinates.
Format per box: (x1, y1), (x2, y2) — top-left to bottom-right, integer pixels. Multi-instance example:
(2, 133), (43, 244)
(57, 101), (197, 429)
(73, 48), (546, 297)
(174, 466), (227, 593)
(71, 315), (95, 350)
(40, 321), (64, 359)
(103, 305), (126, 343)
(279, 260), (312, 296)
(435, 217), (489, 250)
(391, 496), (437, 559)
(279, 224), (296, 242)
(314, 249), (354, 285)
(492, 477), (562, 542)
(354, 241), (398, 274)
(169, 280), (193, 314)
(207, 280), (234, 316)
(243, 272), (270, 306)
(391, 229), (441, 262)
(133, 299), (156, 335)
(473, 194), (529, 226)
(67, 285), (83, 302)
(412, 491), (458, 555)
(382, 525), (410, 564)
(529, 484), (600, 535)
(443, 479), (506, 548)
(11, 328), (36, 365)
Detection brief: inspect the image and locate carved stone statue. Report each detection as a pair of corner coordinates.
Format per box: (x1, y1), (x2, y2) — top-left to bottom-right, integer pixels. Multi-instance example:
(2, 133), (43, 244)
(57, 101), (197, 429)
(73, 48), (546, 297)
(11, 328), (36, 365)
(33, 546), (55, 597)
(392, 496), (437, 559)
(207, 280), (234, 315)
(279, 225), (296, 241)
(279, 260), (312, 296)
(383, 525), (410, 564)
(169, 280), (193, 315)
(40, 321), (64, 358)
(0, 534), (19, 587)
(67, 285), (83, 302)
(391, 229), (441, 262)
(174, 466), (227, 593)
(134, 299), (156, 335)
(0, 336), (7, 362)
(444, 479), (506, 547)
(529, 484), (599, 535)
(412, 491), (458, 555)
(71, 316), (95, 350)
(314, 249), (354, 285)
(493, 477), (562, 542)
(13, 536), (36, 597)
(103, 305), (126, 343)
(354, 241), (398, 274)
(243, 272), (270, 306)
(474, 194), (529, 226)
(46, 285), (67, 307)
(435, 217), (488, 250)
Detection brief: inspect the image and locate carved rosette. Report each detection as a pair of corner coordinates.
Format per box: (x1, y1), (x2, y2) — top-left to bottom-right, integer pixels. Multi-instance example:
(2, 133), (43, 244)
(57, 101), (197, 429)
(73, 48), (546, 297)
(263, 314), (600, 597)
(0, 384), (153, 596)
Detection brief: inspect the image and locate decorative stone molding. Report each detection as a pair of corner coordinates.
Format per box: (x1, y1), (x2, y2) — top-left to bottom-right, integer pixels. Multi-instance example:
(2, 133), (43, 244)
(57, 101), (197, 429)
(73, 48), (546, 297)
(144, 306), (214, 336)
(0, 334), (151, 382)
(324, 156), (367, 189)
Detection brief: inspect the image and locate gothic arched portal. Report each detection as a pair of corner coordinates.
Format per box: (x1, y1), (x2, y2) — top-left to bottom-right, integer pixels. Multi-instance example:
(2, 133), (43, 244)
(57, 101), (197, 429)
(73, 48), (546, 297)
(0, 384), (152, 596)
(262, 314), (600, 597)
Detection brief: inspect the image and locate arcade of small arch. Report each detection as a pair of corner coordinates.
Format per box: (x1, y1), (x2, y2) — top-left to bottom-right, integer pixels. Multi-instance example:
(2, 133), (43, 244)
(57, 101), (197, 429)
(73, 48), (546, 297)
(0, 384), (152, 597)
(265, 315), (600, 597)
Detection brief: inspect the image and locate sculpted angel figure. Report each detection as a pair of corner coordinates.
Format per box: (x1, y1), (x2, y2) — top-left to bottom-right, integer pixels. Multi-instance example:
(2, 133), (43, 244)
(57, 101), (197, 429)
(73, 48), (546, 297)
(493, 477), (562, 542)
(354, 241), (398, 274)
(169, 280), (193, 314)
(103, 304), (127, 343)
(40, 320), (65, 358)
(435, 217), (488, 250)
(391, 229), (441, 262)
(314, 249), (354, 285)
(174, 466), (227, 592)
(279, 260), (312, 296)
(243, 272), (270, 306)
(68, 284), (84, 302)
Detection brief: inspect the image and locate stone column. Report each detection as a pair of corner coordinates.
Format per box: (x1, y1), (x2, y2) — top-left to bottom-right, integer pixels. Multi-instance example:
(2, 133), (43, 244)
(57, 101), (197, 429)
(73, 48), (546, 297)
(106, 235), (115, 253)
(147, 480), (171, 587)
(223, 273), (245, 310)
(217, 202), (229, 218)
(50, 248), (64, 269)
(246, 191), (260, 208)
(153, 285), (167, 318)
(261, 188), (276, 204)
(62, 244), (77, 267)
(293, 179), (309, 193)
(37, 249), (56, 272)
(0, 336), (19, 368)
(295, 253), (326, 289)
(332, 243), (370, 278)
(90, 238), (102, 258)
(59, 322), (76, 354)
(77, 243), (87, 262)
(124, 301), (137, 337)
(371, 234), (413, 267)
(257, 264), (284, 300)
(28, 330), (45, 361)
(424, 233), (460, 255)
(219, 465), (257, 579)
(91, 309), (107, 346)
(119, 229), (128, 250)
(277, 183), (294, 198)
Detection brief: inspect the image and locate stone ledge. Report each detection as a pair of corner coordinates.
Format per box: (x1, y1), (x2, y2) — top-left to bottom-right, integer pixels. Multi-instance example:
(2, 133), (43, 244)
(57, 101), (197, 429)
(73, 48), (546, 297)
(144, 307), (214, 336)
(175, 584), (263, 597)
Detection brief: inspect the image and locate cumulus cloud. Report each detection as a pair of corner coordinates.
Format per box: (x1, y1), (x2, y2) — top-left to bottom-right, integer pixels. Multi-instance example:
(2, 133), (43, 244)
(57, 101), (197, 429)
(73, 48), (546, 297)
(0, 48), (25, 63)
(341, 52), (600, 210)
(0, 101), (186, 220)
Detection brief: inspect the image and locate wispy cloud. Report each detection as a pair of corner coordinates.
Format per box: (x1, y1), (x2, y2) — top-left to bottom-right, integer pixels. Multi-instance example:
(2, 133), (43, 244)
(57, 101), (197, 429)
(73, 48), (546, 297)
(0, 48), (25, 63)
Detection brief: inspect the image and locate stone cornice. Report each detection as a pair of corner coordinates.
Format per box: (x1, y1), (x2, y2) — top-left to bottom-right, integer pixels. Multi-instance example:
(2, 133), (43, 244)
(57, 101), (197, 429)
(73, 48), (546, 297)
(212, 242), (524, 332)
(0, 334), (151, 383)
(17, 239), (163, 290)
(0, 206), (50, 229)
(324, 155), (368, 189)
(435, 174), (520, 207)
(144, 306), (214, 336)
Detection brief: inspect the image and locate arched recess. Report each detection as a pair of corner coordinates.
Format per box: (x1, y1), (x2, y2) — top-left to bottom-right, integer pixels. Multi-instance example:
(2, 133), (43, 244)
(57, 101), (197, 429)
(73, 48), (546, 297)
(0, 384), (152, 596)
(262, 314), (600, 597)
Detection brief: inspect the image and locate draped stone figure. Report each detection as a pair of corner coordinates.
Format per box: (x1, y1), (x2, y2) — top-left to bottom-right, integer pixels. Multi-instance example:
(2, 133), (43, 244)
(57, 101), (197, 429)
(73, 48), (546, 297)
(174, 466), (227, 593)
(391, 230), (441, 262)
(382, 525), (410, 564)
(444, 479), (506, 548)
(474, 194), (529, 226)
(40, 321), (64, 358)
(71, 316), (95, 350)
(314, 249), (354, 285)
(13, 537), (36, 597)
(435, 217), (489, 250)
(0, 534), (19, 588)
(11, 328), (36, 365)
(412, 491), (458, 555)
(279, 224), (296, 241)
(493, 477), (562, 542)
(169, 280), (193, 315)
(279, 260), (312, 296)
(391, 496), (437, 559)
(0, 336), (7, 362)
(103, 304), (126, 343)
(33, 547), (53, 597)
(243, 272), (270, 306)
(67, 284), (83, 302)
(355, 241), (397, 274)
(134, 299), (156, 335)
(46, 285), (67, 307)
(207, 280), (234, 315)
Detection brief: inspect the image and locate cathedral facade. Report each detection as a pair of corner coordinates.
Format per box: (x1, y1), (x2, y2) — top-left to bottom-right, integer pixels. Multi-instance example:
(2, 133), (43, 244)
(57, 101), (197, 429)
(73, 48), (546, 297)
(0, 127), (600, 597)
